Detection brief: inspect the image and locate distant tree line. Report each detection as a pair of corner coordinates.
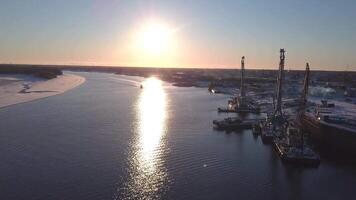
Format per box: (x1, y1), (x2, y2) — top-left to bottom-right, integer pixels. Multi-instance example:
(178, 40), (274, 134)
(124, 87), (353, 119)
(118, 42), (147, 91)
(0, 64), (62, 79)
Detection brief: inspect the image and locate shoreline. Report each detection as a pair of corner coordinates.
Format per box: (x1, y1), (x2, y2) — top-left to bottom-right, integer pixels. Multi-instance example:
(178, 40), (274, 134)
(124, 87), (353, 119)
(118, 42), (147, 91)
(0, 73), (85, 109)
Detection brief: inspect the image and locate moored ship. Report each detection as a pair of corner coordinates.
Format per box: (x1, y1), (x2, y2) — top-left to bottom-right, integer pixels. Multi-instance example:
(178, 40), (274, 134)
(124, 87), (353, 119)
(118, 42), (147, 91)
(213, 117), (254, 131)
(301, 108), (356, 154)
(274, 124), (320, 165)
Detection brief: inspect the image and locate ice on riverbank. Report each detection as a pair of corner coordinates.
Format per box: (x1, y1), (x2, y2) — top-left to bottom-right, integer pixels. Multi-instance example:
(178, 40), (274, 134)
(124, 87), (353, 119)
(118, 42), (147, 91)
(0, 73), (85, 108)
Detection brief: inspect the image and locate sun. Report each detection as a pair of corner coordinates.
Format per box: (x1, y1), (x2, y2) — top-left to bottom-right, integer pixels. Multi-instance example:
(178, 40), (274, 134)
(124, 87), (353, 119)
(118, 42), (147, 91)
(139, 22), (173, 55)
(129, 19), (179, 67)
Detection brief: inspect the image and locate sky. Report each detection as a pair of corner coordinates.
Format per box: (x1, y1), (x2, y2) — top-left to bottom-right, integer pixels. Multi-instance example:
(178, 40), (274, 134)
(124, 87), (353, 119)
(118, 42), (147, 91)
(0, 0), (356, 70)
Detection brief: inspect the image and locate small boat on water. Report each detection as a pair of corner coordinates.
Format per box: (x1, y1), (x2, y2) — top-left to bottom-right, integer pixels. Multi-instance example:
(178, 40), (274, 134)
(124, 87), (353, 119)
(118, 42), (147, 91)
(213, 117), (254, 131)
(140, 84), (143, 89)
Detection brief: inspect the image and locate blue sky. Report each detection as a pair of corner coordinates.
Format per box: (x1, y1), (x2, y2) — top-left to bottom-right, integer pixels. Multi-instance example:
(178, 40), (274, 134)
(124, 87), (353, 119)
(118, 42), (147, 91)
(0, 0), (355, 70)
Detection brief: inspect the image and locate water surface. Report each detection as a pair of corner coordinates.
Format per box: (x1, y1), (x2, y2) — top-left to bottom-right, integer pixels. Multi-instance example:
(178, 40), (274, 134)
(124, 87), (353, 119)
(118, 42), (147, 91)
(1, 72), (356, 200)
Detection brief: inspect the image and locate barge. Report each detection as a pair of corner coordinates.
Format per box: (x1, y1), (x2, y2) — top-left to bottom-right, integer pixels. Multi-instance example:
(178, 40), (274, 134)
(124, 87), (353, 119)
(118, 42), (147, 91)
(213, 117), (254, 131)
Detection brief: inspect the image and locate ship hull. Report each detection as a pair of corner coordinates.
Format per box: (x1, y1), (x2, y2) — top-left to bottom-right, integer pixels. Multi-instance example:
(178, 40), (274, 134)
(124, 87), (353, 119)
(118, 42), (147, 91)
(217, 107), (260, 114)
(213, 123), (252, 131)
(273, 141), (320, 166)
(261, 132), (273, 144)
(301, 114), (356, 154)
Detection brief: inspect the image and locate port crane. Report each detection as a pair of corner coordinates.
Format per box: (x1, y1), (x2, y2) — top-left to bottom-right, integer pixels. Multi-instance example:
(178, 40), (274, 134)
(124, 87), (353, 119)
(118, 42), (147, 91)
(236, 56), (246, 108)
(260, 49), (287, 143)
(272, 49), (287, 125)
(274, 49), (285, 118)
(240, 56), (245, 98)
(297, 63), (310, 123)
(218, 56), (260, 113)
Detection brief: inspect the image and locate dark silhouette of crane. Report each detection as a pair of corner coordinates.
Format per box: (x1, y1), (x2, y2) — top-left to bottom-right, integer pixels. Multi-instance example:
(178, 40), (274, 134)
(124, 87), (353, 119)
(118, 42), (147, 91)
(273, 49), (286, 124)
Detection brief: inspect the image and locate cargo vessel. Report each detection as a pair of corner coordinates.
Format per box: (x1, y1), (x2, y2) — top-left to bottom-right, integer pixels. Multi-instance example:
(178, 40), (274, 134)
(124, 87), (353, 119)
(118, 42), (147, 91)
(301, 107), (356, 154)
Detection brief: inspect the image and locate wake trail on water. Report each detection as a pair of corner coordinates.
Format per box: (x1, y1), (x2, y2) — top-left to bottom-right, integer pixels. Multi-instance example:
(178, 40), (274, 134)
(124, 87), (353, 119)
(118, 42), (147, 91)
(109, 76), (142, 88)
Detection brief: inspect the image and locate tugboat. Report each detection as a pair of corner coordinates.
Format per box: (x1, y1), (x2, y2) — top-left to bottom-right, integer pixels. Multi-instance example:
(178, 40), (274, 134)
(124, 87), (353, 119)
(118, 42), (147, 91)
(213, 117), (254, 131)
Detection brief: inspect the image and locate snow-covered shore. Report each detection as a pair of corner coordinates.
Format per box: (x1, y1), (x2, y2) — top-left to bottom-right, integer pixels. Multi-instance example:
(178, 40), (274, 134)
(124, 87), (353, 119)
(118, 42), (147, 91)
(0, 73), (85, 109)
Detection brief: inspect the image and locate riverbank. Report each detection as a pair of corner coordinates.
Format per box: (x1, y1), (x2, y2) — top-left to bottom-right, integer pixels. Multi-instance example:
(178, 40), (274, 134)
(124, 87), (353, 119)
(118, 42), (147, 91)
(0, 73), (85, 109)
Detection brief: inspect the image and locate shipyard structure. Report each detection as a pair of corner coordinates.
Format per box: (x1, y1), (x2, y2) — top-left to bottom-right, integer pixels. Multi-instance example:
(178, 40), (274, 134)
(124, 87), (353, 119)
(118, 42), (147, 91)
(301, 98), (356, 154)
(218, 56), (260, 113)
(213, 48), (356, 165)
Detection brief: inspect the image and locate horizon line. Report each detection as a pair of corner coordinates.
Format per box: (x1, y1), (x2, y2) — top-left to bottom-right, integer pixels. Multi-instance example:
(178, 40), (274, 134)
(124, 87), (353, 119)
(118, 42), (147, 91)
(0, 62), (355, 72)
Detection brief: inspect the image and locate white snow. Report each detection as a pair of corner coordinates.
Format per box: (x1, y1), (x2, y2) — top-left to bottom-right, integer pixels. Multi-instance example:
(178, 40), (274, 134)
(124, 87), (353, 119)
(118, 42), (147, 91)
(0, 73), (85, 108)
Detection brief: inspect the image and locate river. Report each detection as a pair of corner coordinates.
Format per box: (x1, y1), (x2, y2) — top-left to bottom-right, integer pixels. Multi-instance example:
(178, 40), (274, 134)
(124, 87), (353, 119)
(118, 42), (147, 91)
(0, 72), (355, 200)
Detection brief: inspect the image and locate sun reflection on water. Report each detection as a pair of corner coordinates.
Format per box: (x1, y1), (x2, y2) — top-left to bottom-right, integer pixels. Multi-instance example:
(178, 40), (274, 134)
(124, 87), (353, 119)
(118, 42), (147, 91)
(121, 77), (169, 199)
(138, 77), (167, 171)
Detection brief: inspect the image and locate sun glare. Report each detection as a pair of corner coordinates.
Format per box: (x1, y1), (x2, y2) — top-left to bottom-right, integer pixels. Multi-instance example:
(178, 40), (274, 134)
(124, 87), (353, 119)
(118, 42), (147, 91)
(137, 77), (167, 171)
(129, 19), (180, 67)
(124, 77), (169, 198)
(138, 22), (174, 56)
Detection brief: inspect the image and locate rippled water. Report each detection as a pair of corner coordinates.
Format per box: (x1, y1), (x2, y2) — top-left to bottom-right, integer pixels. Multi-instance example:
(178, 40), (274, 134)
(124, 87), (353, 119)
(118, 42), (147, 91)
(1, 72), (356, 200)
